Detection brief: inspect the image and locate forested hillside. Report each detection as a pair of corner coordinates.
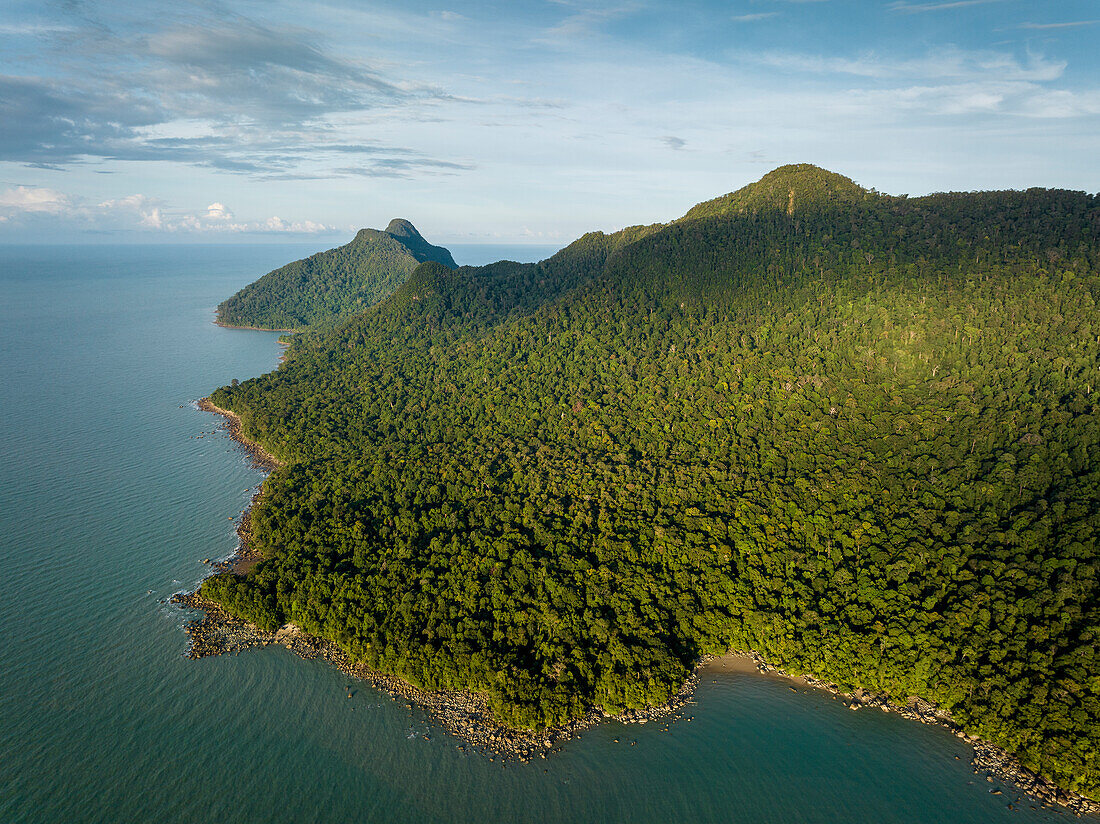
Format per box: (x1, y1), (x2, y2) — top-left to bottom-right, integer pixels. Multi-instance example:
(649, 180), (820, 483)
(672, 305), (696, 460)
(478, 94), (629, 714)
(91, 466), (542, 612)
(203, 166), (1100, 798)
(215, 218), (455, 331)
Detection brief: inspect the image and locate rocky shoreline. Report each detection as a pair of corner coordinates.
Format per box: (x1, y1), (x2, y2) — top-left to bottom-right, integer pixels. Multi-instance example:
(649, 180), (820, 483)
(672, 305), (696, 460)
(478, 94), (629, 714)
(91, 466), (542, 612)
(214, 320), (298, 333)
(195, 398), (280, 575)
(189, 395), (1098, 813)
(742, 653), (1099, 817)
(197, 398), (282, 472)
(171, 590), (696, 760)
(172, 578), (1098, 815)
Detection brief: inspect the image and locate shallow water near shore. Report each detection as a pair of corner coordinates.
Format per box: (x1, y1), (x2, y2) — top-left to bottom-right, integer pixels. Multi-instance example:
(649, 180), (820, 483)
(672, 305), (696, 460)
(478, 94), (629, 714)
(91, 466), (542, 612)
(0, 242), (1092, 824)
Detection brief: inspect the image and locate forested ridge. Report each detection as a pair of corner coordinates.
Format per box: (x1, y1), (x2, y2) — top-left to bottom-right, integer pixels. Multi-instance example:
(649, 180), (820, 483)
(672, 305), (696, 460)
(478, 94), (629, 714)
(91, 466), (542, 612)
(203, 165), (1100, 797)
(215, 218), (455, 331)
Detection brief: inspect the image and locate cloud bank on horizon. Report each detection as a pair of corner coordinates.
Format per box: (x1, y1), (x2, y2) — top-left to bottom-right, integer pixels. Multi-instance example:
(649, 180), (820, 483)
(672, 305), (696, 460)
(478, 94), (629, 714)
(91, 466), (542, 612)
(1, 0), (1098, 243)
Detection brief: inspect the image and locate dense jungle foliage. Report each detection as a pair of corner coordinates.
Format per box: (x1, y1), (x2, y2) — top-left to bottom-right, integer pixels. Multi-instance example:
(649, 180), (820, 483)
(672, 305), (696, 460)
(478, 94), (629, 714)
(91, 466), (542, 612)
(203, 165), (1100, 797)
(215, 218), (455, 331)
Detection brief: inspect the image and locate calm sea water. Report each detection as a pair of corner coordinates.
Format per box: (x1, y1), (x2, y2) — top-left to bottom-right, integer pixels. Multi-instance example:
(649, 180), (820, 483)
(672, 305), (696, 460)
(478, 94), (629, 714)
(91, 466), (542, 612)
(0, 243), (1089, 824)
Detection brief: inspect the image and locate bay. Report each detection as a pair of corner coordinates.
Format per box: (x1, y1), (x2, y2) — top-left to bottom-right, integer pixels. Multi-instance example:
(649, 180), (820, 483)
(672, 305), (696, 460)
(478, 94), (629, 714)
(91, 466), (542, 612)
(0, 243), (1087, 823)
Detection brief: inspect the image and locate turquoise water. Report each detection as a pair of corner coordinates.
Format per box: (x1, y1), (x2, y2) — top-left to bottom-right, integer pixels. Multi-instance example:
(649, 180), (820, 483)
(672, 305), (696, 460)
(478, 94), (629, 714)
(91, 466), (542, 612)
(0, 243), (1089, 824)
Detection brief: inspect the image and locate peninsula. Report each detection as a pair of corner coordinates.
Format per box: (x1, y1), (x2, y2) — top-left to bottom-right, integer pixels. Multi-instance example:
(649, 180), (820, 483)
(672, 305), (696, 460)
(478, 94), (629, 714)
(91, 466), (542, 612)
(216, 218), (455, 332)
(190, 165), (1099, 807)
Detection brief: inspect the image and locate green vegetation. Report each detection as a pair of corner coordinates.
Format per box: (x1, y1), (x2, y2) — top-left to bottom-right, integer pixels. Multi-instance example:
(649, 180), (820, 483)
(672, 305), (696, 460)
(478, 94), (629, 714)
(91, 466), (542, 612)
(215, 218), (455, 331)
(203, 165), (1099, 798)
(681, 163), (873, 220)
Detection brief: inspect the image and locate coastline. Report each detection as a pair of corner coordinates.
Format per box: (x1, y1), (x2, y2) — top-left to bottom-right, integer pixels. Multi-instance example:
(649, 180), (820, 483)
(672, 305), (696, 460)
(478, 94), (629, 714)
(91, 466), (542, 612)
(195, 398), (281, 574)
(184, 396), (1098, 815)
(702, 653), (1099, 817)
(212, 320), (295, 364)
(172, 590), (697, 760)
(214, 320), (299, 333)
(197, 398), (282, 472)
(172, 583), (1099, 815)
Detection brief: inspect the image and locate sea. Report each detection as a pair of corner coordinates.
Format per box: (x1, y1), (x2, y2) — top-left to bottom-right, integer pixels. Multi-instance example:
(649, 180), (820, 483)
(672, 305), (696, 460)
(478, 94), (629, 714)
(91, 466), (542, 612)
(0, 242), (1090, 824)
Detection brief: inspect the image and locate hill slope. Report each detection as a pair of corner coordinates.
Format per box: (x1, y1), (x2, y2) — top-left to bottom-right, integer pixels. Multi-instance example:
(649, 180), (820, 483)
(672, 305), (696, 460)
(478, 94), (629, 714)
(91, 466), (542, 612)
(681, 163), (872, 219)
(203, 165), (1100, 799)
(215, 219), (456, 331)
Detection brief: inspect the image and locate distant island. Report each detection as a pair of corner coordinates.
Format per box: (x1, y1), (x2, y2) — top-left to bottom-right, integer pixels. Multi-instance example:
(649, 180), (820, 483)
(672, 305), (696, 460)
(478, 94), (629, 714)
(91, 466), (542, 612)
(189, 165), (1099, 808)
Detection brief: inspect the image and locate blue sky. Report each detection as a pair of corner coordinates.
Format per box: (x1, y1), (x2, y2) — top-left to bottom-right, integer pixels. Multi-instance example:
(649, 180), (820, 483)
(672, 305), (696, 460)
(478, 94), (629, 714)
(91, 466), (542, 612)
(1, 0), (1098, 243)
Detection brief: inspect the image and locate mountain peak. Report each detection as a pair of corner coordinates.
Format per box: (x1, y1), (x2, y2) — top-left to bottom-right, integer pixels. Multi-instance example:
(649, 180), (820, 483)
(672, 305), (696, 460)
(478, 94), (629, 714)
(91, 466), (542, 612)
(384, 219), (457, 268)
(753, 163), (864, 195)
(217, 219), (455, 330)
(681, 164), (871, 221)
(385, 218), (423, 239)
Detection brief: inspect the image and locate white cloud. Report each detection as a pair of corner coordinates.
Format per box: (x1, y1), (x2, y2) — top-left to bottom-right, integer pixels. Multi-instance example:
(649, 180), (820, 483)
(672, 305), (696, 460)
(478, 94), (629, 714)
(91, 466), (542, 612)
(1015, 89), (1100, 118)
(140, 208), (166, 229)
(753, 47), (1065, 83)
(263, 216), (330, 233)
(97, 193), (168, 228)
(98, 193), (157, 211)
(889, 0), (1005, 13)
(0, 186), (334, 235)
(842, 81), (1100, 118)
(732, 13), (779, 22)
(0, 186), (71, 214)
(205, 201), (233, 220)
(1019, 20), (1099, 30)
(538, 2), (643, 44)
(0, 22), (75, 36)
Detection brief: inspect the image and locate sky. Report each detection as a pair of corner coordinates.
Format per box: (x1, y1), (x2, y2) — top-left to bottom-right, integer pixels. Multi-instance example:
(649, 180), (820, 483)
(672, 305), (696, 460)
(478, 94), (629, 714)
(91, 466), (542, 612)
(1, 0), (1098, 244)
